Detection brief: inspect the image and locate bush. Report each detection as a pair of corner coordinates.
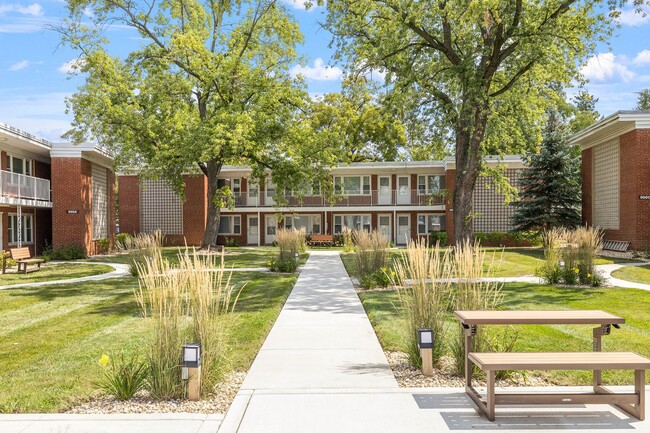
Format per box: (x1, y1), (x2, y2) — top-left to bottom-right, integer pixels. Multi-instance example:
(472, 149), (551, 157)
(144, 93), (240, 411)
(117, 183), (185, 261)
(96, 353), (148, 400)
(224, 237), (239, 247)
(537, 227), (603, 287)
(96, 237), (111, 254)
(115, 233), (132, 250)
(353, 229), (389, 289)
(342, 227), (354, 252)
(43, 244), (87, 261)
(474, 231), (541, 247)
(268, 257), (298, 273)
(428, 231), (447, 247)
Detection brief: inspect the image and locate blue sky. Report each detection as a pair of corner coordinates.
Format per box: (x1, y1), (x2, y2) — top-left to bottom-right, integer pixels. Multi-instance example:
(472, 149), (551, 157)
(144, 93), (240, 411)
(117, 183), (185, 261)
(0, 0), (649, 141)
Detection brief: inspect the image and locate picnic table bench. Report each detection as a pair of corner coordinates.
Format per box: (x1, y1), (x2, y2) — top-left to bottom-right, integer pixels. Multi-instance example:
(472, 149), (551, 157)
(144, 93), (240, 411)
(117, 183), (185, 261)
(4, 247), (44, 274)
(455, 310), (650, 421)
(308, 234), (334, 246)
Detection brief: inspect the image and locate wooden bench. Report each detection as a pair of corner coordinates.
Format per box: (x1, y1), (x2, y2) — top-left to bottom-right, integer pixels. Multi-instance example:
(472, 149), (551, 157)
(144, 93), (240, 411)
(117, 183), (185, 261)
(308, 234), (334, 246)
(468, 351), (650, 421)
(7, 247), (44, 274)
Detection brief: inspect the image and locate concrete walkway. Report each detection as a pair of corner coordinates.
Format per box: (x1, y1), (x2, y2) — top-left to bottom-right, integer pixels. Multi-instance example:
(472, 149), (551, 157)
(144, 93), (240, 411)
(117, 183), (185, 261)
(0, 261), (131, 290)
(598, 262), (650, 291)
(218, 251), (650, 433)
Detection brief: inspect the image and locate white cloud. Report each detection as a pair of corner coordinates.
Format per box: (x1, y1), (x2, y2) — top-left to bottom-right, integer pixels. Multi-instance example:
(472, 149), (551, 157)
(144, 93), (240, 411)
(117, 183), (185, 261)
(0, 3), (44, 16)
(616, 8), (650, 27)
(82, 5), (93, 18)
(282, 0), (324, 10)
(9, 60), (30, 71)
(0, 91), (72, 141)
(580, 53), (635, 83)
(290, 58), (343, 81)
(633, 49), (650, 66)
(0, 16), (55, 33)
(57, 57), (85, 74)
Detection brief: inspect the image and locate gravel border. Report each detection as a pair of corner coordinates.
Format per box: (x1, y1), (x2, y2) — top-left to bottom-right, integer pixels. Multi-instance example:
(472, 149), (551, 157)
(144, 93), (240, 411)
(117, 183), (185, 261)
(66, 370), (245, 415)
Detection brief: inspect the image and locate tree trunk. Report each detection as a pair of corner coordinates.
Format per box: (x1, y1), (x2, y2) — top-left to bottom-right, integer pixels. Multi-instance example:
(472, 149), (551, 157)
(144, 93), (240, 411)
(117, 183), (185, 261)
(203, 159), (223, 247)
(452, 98), (490, 246)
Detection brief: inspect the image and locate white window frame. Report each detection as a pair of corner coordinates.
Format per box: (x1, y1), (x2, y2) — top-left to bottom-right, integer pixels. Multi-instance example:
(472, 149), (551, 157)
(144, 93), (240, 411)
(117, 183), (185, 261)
(8, 213), (34, 244)
(333, 176), (371, 196)
(232, 178), (241, 195)
(6, 155), (32, 176)
(418, 175), (443, 195)
(266, 179), (276, 198)
(218, 215), (241, 235)
(333, 214), (372, 234)
(285, 214), (321, 234)
(417, 213), (444, 235)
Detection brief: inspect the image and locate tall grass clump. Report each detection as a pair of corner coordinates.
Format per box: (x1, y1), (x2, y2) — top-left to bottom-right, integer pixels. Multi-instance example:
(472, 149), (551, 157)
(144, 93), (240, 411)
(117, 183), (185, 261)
(353, 229), (390, 289)
(391, 239), (451, 367)
(119, 230), (164, 276)
(538, 227), (603, 286)
(342, 227), (355, 252)
(269, 228), (305, 272)
(450, 240), (510, 377)
(135, 248), (237, 399)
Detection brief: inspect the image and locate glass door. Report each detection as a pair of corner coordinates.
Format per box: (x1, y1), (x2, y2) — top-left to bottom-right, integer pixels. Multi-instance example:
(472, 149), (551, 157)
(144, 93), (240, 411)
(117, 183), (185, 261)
(397, 176), (410, 205)
(397, 215), (410, 245)
(378, 176), (391, 204)
(247, 216), (259, 245)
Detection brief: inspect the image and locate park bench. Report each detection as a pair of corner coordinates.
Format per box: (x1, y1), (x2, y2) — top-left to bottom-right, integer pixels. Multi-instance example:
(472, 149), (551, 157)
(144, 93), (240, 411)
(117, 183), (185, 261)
(468, 351), (650, 421)
(309, 234), (334, 246)
(6, 247), (44, 274)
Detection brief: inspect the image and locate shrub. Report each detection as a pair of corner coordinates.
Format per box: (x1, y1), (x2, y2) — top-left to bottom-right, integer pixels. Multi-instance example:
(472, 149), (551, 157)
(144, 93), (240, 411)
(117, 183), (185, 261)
(117, 231), (163, 277)
(268, 257), (298, 273)
(538, 227), (603, 286)
(96, 237), (111, 254)
(342, 227), (354, 252)
(43, 244), (87, 261)
(134, 248), (237, 398)
(391, 239), (451, 367)
(224, 237), (239, 247)
(450, 240), (513, 377)
(353, 229), (389, 289)
(96, 353), (148, 400)
(115, 233), (132, 250)
(274, 227), (305, 260)
(428, 231), (447, 247)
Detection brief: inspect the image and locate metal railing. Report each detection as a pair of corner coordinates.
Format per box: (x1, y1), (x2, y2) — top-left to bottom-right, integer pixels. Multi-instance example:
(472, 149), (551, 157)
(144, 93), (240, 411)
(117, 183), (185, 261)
(227, 189), (446, 208)
(0, 170), (51, 202)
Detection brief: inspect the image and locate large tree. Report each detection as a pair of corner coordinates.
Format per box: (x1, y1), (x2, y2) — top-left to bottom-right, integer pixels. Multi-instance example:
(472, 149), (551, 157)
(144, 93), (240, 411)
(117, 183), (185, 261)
(511, 112), (582, 232)
(636, 89), (650, 110)
(60, 0), (322, 246)
(324, 0), (642, 243)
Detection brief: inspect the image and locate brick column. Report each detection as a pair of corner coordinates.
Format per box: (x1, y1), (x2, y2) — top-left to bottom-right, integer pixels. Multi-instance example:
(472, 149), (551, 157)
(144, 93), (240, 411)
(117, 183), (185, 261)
(444, 169), (456, 245)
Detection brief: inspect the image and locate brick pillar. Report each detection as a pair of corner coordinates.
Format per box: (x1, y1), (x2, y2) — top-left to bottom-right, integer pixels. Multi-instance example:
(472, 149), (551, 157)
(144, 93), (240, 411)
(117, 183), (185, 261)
(445, 169), (456, 245)
(117, 175), (141, 235)
(182, 175), (208, 246)
(51, 157), (93, 253)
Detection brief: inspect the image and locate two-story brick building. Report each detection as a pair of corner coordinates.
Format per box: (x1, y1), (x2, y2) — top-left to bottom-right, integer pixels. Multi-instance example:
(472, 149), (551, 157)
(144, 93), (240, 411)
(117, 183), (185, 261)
(0, 123), (116, 255)
(571, 111), (650, 250)
(118, 156), (524, 246)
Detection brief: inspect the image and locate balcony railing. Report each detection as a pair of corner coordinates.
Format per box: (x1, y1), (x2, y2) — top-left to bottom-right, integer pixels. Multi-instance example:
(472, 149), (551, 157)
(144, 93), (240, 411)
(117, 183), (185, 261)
(0, 170), (51, 202)
(228, 189), (446, 208)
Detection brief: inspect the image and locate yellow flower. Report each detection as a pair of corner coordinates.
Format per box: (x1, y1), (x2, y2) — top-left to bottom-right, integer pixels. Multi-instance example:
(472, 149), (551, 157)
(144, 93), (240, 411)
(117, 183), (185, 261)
(587, 273), (591, 278)
(573, 268), (579, 274)
(98, 354), (110, 367)
(381, 267), (388, 273)
(390, 270), (396, 277)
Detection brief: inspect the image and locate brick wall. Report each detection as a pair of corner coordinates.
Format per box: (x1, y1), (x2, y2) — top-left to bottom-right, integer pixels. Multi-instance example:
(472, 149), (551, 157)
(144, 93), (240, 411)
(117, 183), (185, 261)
(34, 208), (52, 255)
(34, 160), (51, 181)
(444, 169), (456, 245)
(632, 130), (650, 249)
(182, 175), (207, 246)
(117, 175), (140, 235)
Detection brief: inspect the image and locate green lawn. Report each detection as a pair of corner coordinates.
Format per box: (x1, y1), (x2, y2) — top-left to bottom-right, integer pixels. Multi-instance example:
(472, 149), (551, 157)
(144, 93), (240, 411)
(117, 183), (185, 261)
(359, 283), (650, 386)
(0, 263), (114, 285)
(0, 271), (296, 413)
(611, 265), (650, 285)
(87, 247), (306, 269)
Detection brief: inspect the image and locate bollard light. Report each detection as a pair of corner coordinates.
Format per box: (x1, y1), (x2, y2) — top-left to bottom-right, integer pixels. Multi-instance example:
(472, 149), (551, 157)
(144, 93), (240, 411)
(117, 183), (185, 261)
(182, 343), (201, 368)
(417, 328), (434, 349)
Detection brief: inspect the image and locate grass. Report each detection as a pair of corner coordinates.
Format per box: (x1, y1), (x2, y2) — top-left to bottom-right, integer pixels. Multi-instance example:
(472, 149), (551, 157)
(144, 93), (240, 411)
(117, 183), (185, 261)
(359, 282), (650, 386)
(86, 247), (307, 269)
(0, 263), (114, 285)
(0, 271), (296, 413)
(611, 265), (650, 285)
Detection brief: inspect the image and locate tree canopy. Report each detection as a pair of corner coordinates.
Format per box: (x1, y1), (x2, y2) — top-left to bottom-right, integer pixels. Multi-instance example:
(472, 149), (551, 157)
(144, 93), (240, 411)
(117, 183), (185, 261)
(636, 89), (650, 110)
(324, 0), (645, 243)
(60, 0), (336, 246)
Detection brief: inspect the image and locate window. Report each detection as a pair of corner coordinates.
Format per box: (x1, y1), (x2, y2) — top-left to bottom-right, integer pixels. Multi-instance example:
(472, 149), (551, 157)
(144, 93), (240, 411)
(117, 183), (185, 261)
(285, 215), (321, 234)
(333, 214), (371, 234)
(8, 213), (33, 244)
(248, 181), (259, 198)
(418, 175), (444, 195)
(289, 181), (321, 197)
(218, 215), (241, 235)
(232, 178), (241, 195)
(6, 155), (32, 176)
(266, 180), (276, 198)
(333, 176), (371, 195)
(417, 214), (445, 234)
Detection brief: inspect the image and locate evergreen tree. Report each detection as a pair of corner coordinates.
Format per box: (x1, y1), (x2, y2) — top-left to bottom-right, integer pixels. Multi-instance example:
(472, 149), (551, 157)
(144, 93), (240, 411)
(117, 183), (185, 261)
(511, 114), (582, 232)
(636, 89), (650, 110)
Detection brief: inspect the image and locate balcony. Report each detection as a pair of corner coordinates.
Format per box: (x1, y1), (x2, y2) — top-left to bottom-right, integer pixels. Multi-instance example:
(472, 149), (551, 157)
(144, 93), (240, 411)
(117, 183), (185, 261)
(0, 170), (52, 207)
(229, 189), (446, 208)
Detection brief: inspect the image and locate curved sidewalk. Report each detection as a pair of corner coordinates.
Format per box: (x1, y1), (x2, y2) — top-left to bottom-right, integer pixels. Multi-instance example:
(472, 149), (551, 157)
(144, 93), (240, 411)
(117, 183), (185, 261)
(0, 261), (130, 290)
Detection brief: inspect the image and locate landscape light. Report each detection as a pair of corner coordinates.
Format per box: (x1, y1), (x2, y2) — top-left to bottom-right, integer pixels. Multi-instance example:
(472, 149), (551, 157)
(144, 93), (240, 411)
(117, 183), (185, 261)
(417, 328), (434, 349)
(182, 343), (201, 368)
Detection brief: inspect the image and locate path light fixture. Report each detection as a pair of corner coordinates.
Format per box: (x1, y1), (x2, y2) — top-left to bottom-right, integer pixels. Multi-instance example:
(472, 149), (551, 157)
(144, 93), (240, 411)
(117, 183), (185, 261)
(417, 328), (434, 377)
(182, 343), (201, 401)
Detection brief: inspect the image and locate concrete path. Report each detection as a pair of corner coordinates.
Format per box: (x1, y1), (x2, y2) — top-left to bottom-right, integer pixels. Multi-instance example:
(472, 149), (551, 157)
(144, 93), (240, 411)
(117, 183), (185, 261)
(597, 262), (650, 291)
(0, 261), (131, 290)
(218, 251), (650, 433)
(0, 413), (222, 433)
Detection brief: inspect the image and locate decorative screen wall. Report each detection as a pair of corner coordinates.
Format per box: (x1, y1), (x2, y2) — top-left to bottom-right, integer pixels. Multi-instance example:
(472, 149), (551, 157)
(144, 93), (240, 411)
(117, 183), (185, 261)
(92, 164), (108, 240)
(140, 179), (183, 235)
(472, 169), (521, 233)
(592, 139), (620, 230)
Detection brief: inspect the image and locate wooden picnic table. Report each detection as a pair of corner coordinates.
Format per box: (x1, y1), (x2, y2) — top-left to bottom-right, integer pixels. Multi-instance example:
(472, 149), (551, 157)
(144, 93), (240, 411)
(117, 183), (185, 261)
(452, 310), (649, 421)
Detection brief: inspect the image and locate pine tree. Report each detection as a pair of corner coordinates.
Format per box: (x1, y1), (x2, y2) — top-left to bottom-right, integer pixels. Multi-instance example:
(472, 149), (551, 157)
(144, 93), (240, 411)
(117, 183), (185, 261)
(511, 114), (582, 232)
